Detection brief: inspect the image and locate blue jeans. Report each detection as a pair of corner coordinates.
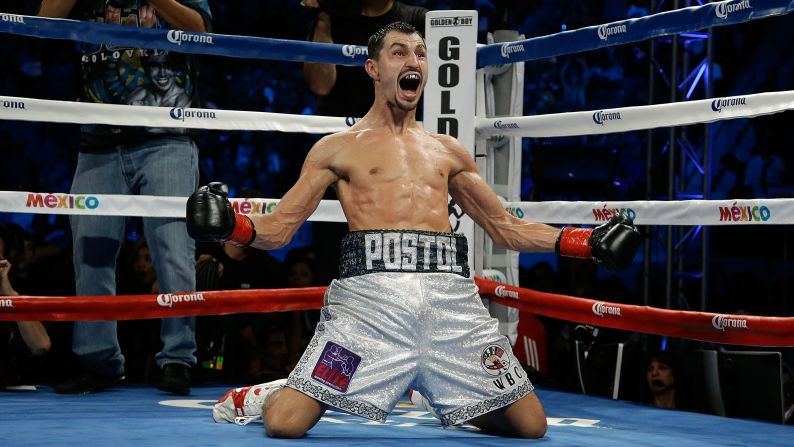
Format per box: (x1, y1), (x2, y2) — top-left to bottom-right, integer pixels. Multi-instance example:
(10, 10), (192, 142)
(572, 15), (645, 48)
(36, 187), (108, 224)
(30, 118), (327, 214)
(70, 136), (198, 377)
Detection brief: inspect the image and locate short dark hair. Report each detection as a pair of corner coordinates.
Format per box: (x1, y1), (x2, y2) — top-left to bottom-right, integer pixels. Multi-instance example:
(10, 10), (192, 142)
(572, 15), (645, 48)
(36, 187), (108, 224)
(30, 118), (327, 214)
(647, 351), (677, 374)
(367, 21), (422, 61)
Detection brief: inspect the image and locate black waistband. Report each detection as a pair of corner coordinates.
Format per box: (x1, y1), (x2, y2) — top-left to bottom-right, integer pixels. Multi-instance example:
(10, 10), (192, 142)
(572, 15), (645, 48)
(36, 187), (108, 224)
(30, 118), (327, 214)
(338, 230), (470, 279)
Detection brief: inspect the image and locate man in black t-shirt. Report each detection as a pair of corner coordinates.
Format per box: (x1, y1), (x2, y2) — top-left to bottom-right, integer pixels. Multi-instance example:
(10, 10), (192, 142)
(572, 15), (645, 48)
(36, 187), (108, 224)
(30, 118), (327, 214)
(195, 240), (291, 382)
(303, 0), (427, 118)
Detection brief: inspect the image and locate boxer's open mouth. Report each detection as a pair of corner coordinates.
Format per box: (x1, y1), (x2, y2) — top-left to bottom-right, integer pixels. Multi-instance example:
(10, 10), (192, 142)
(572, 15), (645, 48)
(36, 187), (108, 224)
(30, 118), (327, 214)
(399, 72), (421, 92)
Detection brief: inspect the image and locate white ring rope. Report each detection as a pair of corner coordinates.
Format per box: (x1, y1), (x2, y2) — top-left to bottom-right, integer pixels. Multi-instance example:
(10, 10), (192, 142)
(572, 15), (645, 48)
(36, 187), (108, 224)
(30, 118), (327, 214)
(2, 14), (792, 228)
(476, 90), (794, 138)
(503, 199), (793, 225)
(0, 192), (346, 222)
(1, 191), (792, 225)
(0, 95), (350, 134)
(2, 89), (793, 138)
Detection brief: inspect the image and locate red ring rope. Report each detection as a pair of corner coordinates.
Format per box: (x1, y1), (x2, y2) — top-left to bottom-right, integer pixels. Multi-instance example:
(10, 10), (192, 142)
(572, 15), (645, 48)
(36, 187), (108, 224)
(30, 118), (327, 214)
(0, 287), (325, 321)
(1, 278), (791, 347)
(475, 278), (794, 347)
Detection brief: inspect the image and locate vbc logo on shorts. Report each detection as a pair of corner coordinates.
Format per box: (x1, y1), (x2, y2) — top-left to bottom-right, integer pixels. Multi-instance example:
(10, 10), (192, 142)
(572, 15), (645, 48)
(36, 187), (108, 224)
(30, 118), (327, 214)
(482, 344), (526, 390)
(481, 344), (510, 376)
(312, 341), (361, 393)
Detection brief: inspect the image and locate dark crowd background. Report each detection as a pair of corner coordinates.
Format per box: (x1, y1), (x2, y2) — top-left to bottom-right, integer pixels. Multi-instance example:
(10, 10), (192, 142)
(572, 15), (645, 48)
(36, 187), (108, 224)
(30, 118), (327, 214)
(1, 0), (792, 423)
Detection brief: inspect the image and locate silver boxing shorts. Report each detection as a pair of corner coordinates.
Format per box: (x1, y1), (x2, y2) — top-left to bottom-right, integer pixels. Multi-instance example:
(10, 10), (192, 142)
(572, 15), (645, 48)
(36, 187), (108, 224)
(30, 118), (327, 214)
(286, 230), (533, 426)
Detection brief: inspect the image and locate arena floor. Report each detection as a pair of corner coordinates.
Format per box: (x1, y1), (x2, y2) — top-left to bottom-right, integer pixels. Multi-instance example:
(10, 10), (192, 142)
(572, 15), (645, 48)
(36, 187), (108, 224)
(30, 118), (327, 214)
(0, 384), (790, 446)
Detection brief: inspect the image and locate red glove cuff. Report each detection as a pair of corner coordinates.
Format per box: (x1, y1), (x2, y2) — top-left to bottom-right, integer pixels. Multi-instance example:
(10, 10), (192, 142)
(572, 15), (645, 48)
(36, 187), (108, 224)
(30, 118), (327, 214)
(557, 227), (593, 259)
(228, 214), (256, 247)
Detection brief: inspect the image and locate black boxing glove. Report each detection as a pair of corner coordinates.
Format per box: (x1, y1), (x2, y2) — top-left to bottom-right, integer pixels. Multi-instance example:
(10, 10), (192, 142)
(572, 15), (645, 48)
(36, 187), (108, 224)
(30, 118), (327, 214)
(186, 182), (256, 247)
(556, 214), (641, 271)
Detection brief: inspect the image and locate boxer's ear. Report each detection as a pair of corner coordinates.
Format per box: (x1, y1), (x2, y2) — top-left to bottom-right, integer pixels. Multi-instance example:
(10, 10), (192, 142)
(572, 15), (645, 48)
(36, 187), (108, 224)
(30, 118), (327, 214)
(365, 58), (379, 82)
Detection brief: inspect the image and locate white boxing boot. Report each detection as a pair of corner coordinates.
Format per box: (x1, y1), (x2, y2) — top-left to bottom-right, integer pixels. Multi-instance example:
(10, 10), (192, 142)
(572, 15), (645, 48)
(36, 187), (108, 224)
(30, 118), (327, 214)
(408, 389), (440, 419)
(212, 379), (287, 425)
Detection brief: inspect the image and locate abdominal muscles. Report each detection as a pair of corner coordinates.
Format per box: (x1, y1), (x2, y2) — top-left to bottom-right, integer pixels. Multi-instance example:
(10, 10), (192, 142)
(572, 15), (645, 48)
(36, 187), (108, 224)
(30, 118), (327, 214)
(338, 177), (452, 232)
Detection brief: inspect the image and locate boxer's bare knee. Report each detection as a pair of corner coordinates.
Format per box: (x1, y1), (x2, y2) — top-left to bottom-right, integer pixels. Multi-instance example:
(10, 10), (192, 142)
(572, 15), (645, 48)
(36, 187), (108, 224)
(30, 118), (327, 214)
(263, 387), (326, 438)
(468, 392), (547, 439)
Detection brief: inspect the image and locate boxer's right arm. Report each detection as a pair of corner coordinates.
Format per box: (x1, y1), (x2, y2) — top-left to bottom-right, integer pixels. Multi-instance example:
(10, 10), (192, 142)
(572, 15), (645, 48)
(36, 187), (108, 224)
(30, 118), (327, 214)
(249, 138), (339, 250)
(38, 0), (77, 17)
(187, 137), (339, 250)
(186, 182), (256, 247)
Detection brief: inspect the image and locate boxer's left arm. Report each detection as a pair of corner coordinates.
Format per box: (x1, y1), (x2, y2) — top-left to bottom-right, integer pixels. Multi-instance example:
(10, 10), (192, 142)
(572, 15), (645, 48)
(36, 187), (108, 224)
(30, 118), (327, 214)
(446, 136), (561, 253)
(446, 136), (641, 270)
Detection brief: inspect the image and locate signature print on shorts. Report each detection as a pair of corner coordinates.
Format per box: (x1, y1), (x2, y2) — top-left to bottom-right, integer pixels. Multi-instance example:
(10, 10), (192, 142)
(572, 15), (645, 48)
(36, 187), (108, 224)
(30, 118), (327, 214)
(481, 344), (510, 376)
(311, 341), (361, 393)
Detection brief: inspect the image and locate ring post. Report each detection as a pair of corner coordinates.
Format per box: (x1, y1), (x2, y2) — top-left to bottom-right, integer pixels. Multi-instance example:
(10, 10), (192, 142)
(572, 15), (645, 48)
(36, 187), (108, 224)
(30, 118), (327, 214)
(423, 10), (478, 271)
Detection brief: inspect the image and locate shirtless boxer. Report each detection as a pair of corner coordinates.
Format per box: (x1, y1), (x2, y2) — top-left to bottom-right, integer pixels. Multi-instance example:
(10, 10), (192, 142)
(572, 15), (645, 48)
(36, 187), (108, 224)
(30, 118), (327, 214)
(187, 21), (640, 438)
